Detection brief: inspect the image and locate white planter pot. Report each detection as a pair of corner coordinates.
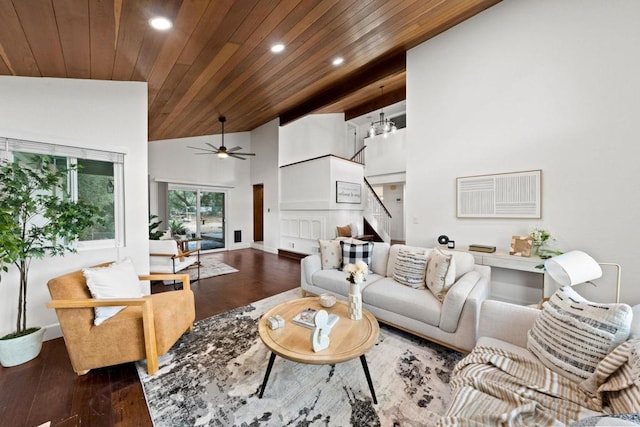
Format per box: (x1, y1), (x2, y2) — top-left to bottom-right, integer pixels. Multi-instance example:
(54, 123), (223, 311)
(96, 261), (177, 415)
(0, 327), (45, 367)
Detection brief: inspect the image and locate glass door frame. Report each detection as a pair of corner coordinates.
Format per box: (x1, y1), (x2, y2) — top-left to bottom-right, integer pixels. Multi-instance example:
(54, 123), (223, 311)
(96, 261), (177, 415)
(167, 184), (228, 253)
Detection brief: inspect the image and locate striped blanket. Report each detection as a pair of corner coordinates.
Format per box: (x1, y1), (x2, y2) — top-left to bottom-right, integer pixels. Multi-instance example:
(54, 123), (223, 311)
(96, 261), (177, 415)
(438, 340), (640, 427)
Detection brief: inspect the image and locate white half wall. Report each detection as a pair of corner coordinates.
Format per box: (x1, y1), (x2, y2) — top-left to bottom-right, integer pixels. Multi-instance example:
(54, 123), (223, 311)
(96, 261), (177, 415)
(148, 132), (253, 250)
(406, 0), (640, 304)
(0, 76), (148, 339)
(279, 113), (348, 165)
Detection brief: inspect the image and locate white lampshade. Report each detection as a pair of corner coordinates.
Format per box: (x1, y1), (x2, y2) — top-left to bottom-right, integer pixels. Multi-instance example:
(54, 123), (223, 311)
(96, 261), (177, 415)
(544, 250), (603, 286)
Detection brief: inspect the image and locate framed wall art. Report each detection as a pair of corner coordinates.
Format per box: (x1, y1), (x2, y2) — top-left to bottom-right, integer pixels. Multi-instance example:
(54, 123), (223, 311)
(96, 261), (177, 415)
(336, 181), (361, 204)
(456, 170), (542, 218)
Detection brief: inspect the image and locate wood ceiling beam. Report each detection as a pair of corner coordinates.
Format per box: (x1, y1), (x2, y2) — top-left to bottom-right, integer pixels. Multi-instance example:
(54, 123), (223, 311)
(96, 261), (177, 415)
(279, 50), (406, 126)
(344, 86), (406, 121)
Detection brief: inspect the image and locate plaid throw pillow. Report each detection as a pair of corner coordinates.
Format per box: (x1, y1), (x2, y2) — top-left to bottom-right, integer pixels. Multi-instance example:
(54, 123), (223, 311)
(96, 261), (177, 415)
(340, 241), (373, 268)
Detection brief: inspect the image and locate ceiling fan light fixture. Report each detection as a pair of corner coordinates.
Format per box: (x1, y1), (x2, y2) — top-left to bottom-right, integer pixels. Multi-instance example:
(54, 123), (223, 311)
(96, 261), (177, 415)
(217, 151), (228, 159)
(188, 116), (256, 160)
(149, 16), (172, 31)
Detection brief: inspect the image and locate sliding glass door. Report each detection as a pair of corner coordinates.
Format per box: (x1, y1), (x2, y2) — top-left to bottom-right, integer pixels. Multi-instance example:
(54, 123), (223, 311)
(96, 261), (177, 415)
(168, 186), (226, 251)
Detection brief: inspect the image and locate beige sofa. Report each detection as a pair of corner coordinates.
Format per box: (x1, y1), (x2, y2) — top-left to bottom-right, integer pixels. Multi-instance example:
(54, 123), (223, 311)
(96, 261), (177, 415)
(301, 243), (491, 352)
(441, 299), (640, 425)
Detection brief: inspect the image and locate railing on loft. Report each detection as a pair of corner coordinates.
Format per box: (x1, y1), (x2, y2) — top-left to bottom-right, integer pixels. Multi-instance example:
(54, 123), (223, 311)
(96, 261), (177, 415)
(351, 145), (366, 165)
(363, 177), (391, 242)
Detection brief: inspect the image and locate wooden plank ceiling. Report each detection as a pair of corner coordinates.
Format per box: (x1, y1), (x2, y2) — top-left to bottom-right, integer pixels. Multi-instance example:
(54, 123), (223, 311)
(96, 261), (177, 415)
(0, 0), (501, 141)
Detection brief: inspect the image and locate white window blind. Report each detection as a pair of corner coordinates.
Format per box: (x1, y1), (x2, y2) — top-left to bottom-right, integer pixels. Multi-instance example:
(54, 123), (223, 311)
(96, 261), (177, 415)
(2, 137), (125, 163)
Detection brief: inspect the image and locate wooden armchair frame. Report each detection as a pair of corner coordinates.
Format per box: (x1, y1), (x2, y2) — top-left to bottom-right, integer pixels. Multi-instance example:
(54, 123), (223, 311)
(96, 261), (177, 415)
(46, 273), (191, 375)
(149, 245), (201, 286)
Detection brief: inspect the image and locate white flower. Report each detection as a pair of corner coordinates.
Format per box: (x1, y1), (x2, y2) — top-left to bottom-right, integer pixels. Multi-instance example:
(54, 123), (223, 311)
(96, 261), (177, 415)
(355, 260), (369, 274)
(343, 263), (356, 274)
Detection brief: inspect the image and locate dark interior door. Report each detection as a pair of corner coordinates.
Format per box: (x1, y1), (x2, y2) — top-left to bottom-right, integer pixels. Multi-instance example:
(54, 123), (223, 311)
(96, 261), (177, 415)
(253, 184), (264, 242)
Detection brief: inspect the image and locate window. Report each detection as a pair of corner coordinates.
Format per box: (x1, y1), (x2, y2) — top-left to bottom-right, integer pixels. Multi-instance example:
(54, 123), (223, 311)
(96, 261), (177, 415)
(4, 138), (125, 248)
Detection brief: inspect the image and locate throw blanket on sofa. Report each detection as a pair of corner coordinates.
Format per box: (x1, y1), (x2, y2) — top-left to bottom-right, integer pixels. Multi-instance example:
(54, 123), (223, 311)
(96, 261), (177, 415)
(439, 342), (640, 427)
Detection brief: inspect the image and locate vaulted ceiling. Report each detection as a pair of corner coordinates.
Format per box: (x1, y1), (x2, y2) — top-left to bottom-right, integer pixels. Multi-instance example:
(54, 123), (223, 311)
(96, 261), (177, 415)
(0, 0), (500, 141)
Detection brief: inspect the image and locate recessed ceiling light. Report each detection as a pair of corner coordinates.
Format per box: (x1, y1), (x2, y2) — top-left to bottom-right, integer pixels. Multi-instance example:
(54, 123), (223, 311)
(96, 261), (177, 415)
(271, 43), (285, 54)
(149, 16), (172, 31)
(332, 57), (344, 66)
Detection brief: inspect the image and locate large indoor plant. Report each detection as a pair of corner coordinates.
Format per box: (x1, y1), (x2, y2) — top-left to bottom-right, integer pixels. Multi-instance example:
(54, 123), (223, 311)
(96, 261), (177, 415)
(0, 156), (101, 367)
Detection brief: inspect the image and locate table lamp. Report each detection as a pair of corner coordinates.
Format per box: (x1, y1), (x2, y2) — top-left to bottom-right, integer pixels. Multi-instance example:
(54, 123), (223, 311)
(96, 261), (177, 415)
(544, 250), (621, 303)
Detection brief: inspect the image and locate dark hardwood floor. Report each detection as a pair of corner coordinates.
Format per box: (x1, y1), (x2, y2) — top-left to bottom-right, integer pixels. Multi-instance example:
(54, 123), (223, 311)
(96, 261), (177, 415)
(0, 249), (301, 427)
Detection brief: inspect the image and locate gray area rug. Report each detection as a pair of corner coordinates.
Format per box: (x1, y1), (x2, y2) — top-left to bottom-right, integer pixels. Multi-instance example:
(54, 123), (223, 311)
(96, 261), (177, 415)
(164, 255), (238, 284)
(137, 289), (463, 426)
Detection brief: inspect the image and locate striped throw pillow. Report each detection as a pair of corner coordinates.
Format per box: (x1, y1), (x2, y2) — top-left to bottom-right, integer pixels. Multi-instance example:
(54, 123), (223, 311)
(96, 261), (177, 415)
(527, 286), (633, 383)
(393, 249), (428, 289)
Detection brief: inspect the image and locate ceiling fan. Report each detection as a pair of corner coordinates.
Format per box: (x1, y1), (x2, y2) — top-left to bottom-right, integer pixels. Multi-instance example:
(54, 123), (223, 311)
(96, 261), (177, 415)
(188, 116), (256, 160)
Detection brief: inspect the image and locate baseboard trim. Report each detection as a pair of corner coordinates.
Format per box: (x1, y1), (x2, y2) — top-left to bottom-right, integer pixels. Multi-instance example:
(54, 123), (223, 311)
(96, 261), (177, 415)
(277, 249), (307, 260)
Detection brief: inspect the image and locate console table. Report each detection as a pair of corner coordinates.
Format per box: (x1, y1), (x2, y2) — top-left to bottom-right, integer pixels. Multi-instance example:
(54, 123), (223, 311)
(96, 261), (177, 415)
(455, 248), (552, 301)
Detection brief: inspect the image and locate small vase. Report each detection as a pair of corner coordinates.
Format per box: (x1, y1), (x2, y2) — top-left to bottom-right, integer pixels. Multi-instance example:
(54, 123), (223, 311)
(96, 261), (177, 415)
(349, 281), (362, 320)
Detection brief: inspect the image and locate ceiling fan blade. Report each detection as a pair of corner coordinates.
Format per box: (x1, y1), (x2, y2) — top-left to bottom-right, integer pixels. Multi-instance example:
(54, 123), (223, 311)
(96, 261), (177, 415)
(228, 153), (247, 160)
(194, 152), (216, 155)
(231, 152), (256, 156)
(227, 146), (242, 152)
(205, 142), (220, 151)
(187, 145), (212, 151)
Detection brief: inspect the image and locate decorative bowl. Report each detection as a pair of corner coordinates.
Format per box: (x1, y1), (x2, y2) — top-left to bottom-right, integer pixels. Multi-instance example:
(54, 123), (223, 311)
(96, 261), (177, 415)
(319, 293), (336, 308)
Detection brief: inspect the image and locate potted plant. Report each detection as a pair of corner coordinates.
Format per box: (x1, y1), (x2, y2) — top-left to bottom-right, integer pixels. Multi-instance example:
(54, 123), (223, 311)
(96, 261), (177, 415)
(169, 218), (188, 239)
(0, 156), (101, 367)
(149, 214), (165, 240)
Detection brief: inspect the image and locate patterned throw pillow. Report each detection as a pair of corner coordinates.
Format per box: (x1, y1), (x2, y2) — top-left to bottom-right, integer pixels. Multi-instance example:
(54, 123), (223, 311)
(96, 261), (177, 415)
(527, 286), (633, 383)
(318, 239), (342, 270)
(393, 249), (428, 289)
(340, 241), (373, 268)
(425, 248), (454, 302)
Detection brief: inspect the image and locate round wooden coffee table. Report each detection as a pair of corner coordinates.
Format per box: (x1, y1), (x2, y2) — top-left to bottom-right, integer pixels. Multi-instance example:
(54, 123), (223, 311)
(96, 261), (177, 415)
(258, 296), (380, 403)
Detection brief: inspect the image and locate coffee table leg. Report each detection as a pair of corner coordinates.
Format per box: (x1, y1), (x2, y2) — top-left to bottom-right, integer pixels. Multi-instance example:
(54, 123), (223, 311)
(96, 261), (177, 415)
(259, 352), (276, 398)
(359, 355), (377, 404)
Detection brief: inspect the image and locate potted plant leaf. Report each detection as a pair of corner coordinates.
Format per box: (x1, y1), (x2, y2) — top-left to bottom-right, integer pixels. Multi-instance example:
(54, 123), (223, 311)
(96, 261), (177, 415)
(0, 156), (102, 367)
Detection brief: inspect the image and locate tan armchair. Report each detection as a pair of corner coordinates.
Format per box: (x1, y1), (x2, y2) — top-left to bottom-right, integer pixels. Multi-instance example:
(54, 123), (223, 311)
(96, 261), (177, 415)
(46, 270), (195, 375)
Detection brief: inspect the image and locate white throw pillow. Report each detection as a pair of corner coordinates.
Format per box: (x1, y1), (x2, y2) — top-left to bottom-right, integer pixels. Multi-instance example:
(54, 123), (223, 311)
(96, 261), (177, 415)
(425, 248), (454, 302)
(318, 239), (342, 270)
(393, 248), (428, 289)
(83, 258), (143, 326)
(527, 286), (633, 383)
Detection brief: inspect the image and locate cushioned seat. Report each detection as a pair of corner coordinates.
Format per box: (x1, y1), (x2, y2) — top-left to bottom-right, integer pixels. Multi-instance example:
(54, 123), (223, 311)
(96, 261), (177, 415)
(47, 268), (195, 375)
(149, 239), (200, 284)
(312, 269), (382, 297)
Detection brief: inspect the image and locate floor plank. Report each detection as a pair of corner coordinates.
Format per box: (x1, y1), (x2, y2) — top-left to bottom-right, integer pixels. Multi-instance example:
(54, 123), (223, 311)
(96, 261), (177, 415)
(0, 249), (300, 426)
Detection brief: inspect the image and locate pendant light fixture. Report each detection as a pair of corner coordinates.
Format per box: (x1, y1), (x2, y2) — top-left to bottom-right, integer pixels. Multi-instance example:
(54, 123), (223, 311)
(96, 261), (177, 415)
(369, 86), (397, 138)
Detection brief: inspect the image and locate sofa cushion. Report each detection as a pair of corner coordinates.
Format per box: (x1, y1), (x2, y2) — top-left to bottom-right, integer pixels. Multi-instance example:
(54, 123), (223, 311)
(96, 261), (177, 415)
(318, 239), (342, 270)
(363, 278), (441, 327)
(476, 336), (540, 364)
(425, 248), (454, 302)
(82, 258), (143, 326)
(336, 225), (352, 237)
(340, 241), (373, 268)
(370, 242), (390, 276)
(312, 269), (381, 297)
(527, 286), (633, 383)
(392, 248), (428, 289)
(451, 251), (475, 280)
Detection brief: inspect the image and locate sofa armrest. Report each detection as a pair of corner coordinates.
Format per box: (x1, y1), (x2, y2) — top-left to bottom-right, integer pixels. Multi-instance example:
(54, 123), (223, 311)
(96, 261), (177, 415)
(301, 254), (322, 288)
(440, 271), (483, 333)
(478, 300), (540, 348)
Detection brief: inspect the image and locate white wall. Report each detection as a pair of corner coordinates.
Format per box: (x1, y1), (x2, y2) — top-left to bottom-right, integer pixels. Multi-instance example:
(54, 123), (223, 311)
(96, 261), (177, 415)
(383, 183), (405, 241)
(279, 113), (348, 165)
(148, 132), (253, 250)
(406, 0), (640, 304)
(0, 76), (148, 339)
(250, 119), (280, 253)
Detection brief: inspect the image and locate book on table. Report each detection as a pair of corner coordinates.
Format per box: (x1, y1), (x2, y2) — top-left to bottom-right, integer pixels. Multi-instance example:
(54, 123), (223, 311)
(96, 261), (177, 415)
(292, 308), (339, 329)
(468, 244), (496, 253)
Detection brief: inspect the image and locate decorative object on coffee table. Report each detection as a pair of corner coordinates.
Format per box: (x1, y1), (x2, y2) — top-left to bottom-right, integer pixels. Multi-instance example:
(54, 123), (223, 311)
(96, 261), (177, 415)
(344, 261), (367, 320)
(312, 310), (330, 352)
